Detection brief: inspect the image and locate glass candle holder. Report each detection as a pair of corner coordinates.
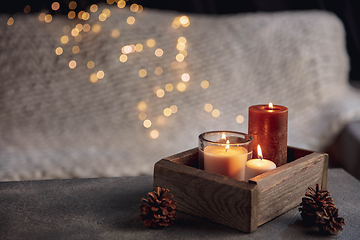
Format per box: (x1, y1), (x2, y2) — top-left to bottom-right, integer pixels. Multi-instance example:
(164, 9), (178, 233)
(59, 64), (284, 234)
(198, 131), (253, 181)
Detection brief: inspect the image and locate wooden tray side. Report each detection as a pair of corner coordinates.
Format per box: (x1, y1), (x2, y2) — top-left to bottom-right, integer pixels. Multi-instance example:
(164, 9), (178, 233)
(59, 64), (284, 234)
(154, 157), (259, 232)
(250, 151), (329, 226)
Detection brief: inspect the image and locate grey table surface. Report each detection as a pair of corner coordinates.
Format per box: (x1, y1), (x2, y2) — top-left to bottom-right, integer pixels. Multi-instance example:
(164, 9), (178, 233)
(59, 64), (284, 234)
(0, 168), (359, 240)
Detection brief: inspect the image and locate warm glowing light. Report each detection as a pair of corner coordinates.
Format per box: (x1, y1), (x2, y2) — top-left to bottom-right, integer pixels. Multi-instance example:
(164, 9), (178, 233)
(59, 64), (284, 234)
(103, 8), (111, 17)
(204, 103), (213, 112)
(7, 17), (14, 26)
(69, 1), (77, 10)
(69, 60), (77, 69)
(146, 39), (156, 48)
(156, 89), (165, 98)
(212, 109), (220, 118)
(117, 0), (126, 8)
(181, 73), (190, 82)
(24, 5), (31, 13)
(82, 12), (90, 21)
(143, 119), (152, 128)
(269, 102), (273, 109)
(225, 140), (230, 151)
(257, 145), (263, 159)
(122, 45), (132, 54)
(106, 0), (115, 4)
(63, 25), (70, 33)
(39, 13), (46, 21)
(137, 5), (143, 13)
(130, 44), (136, 53)
(176, 43), (186, 51)
(150, 130), (159, 139)
(90, 4), (98, 12)
(155, 48), (164, 57)
(83, 24), (91, 32)
(68, 11), (76, 20)
(90, 73), (98, 83)
(222, 133), (226, 140)
(139, 69), (147, 77)
(119, 54), (128, 63)
(201, 80), (209, 89)
(163, 108), (172, 117)
(97, 70), (105, 79)
(179, 50), (187, 57)
(44, 14), (52, 23)
(71, 28), (79, 37)
(99, 13), (107, 22)
(92, 24), (101, 33)
(179, 16), (189, 25)
(170, 105), (178, 113)
(165, 83), (173, 92)
(75, 34), (82, 42)
(236, 115), (245, 124)
(127, 16), (135, 25)
(138, 102), (147, 111)
(78, 11), (85, 20)
(176, 54), (185, 62)
(157, 116), (166, 125)
(135, 43), (143, 52)
(178, 37), (187, 44)
(154, 67), (163, 75)
(51, 2), (60, 11)
(55, 47), (63, 55)
(72, 46), (80, 54)
(75, 24), (83, 32)
(138, 112), (147, 121)
(178, 61), (187, 69)
(111, 29), (120, 38)
(130, 3), (139, 12)
(87, 61), (95, 69)
(61, 36), (69, 44)
(176, 82), (186, 92)
(172, 17), (181, 29)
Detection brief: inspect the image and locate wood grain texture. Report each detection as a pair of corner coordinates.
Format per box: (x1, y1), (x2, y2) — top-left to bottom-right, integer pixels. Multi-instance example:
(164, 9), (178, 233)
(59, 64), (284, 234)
(154, 158), (259, 232)
(250, 152), (328, 226)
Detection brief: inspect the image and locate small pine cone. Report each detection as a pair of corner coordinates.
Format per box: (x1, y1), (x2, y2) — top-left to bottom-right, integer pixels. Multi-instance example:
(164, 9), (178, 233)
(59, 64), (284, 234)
(139, 187), (177, 228)
(315, 207), (345, 235)
(299, 184), (335, 225)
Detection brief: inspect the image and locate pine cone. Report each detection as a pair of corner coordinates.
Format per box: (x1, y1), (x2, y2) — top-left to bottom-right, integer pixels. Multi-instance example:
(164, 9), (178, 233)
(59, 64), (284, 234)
(315, 207), (345, 235)
(139, 187), (177, 228)
(299, 184), (335, 225)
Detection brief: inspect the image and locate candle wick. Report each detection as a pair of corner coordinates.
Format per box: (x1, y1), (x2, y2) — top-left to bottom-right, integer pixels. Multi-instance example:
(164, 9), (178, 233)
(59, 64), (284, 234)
(258, 156), (263, 161)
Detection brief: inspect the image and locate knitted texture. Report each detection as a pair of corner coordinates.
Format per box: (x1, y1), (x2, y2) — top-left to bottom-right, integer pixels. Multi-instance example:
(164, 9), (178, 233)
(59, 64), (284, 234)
(0, 5), (358, 180)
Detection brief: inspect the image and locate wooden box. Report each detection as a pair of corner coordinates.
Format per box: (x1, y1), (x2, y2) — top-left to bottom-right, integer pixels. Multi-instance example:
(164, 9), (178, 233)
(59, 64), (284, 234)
(153, 146), (328, 232)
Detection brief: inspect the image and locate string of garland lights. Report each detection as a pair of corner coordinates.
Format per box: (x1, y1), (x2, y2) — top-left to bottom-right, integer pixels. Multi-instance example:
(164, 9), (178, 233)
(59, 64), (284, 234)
(5, 0), (245, 140)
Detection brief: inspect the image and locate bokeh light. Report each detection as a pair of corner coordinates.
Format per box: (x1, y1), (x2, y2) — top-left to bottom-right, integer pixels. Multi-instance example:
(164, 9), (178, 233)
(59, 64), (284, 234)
(181, 73), (190, 82)
(204, 103), (213, 112)
(97, 70), (105, 79)
(154, 67), (163, 75)
(138, 101), (147, 111)
(39, 13), (46, 21)
(127, 16), (135, 25)
(176, 82), (186, 92)
(44, 14), (52, 23)
(143, 119), (152, 128)
(7, 17), (14, 26)
(156, 89), (165, 98)
(61, 35), (69, 44)
(138, 112), (147, 121)
(139, 69), (147, 77)
(201, 80), (209, 89)
(150, 130), (159, 139)
(111, 29), (120, 38)
(117, 0), (126, 8)
(155, 48), (164, 57)
(119, 54), (128, 63)
(69, 1), (77, 10)
(69, 60), (77, 69)
(68, 11), (76, 20)
(92, 24), (101, 33)
(55, 47), (63, 55)
(72, 46), (80, 54)
(51, 2), (60, 11)
(87, 61), (95, 69)
(165, 83), (173, 92)
(236, 115), (245, 124)
(212, 109), (220, 118)
(146, 39), (156, 48)
(170, 105), (178, 113)
(163, 108), (172, 117)
(90, 4), (98, 12)
(90, 73), (98, 83)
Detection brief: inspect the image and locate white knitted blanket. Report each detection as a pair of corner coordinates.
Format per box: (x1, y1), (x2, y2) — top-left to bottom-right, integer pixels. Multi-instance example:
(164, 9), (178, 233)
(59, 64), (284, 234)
(0, 5), (359, 181)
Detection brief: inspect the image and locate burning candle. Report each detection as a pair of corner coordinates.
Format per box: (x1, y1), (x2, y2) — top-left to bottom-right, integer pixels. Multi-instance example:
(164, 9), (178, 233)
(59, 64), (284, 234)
(245, 145), (276, 181)
(198, 131), (252, 181)
(248, 103), (288, 166)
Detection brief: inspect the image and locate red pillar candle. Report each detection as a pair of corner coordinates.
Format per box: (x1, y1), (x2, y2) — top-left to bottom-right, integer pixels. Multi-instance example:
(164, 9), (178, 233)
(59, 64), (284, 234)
(248, 103), (288, 167)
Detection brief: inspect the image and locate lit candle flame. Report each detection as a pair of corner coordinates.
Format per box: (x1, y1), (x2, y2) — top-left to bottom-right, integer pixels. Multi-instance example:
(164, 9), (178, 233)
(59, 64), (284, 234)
(225, 140), (230, 152)
(268, 102), (273, 109)
(222, 133), (226, 140)
(257, 144), (263, 160)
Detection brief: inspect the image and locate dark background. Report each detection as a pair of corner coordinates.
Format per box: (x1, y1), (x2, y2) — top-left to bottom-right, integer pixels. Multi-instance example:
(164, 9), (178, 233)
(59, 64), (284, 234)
(2, 0), (360, 86)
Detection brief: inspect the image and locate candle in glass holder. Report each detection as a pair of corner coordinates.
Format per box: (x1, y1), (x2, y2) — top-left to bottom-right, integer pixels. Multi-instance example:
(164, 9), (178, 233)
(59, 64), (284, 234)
(248, 103), (288, 166)
(198, 131), (253, 181)
(245, 145), (276, 181)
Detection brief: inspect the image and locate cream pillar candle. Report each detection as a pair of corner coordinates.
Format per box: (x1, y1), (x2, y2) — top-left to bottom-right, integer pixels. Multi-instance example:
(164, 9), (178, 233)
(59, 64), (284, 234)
(245, 145), (276, 181)
(204, 141), (248, 181)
